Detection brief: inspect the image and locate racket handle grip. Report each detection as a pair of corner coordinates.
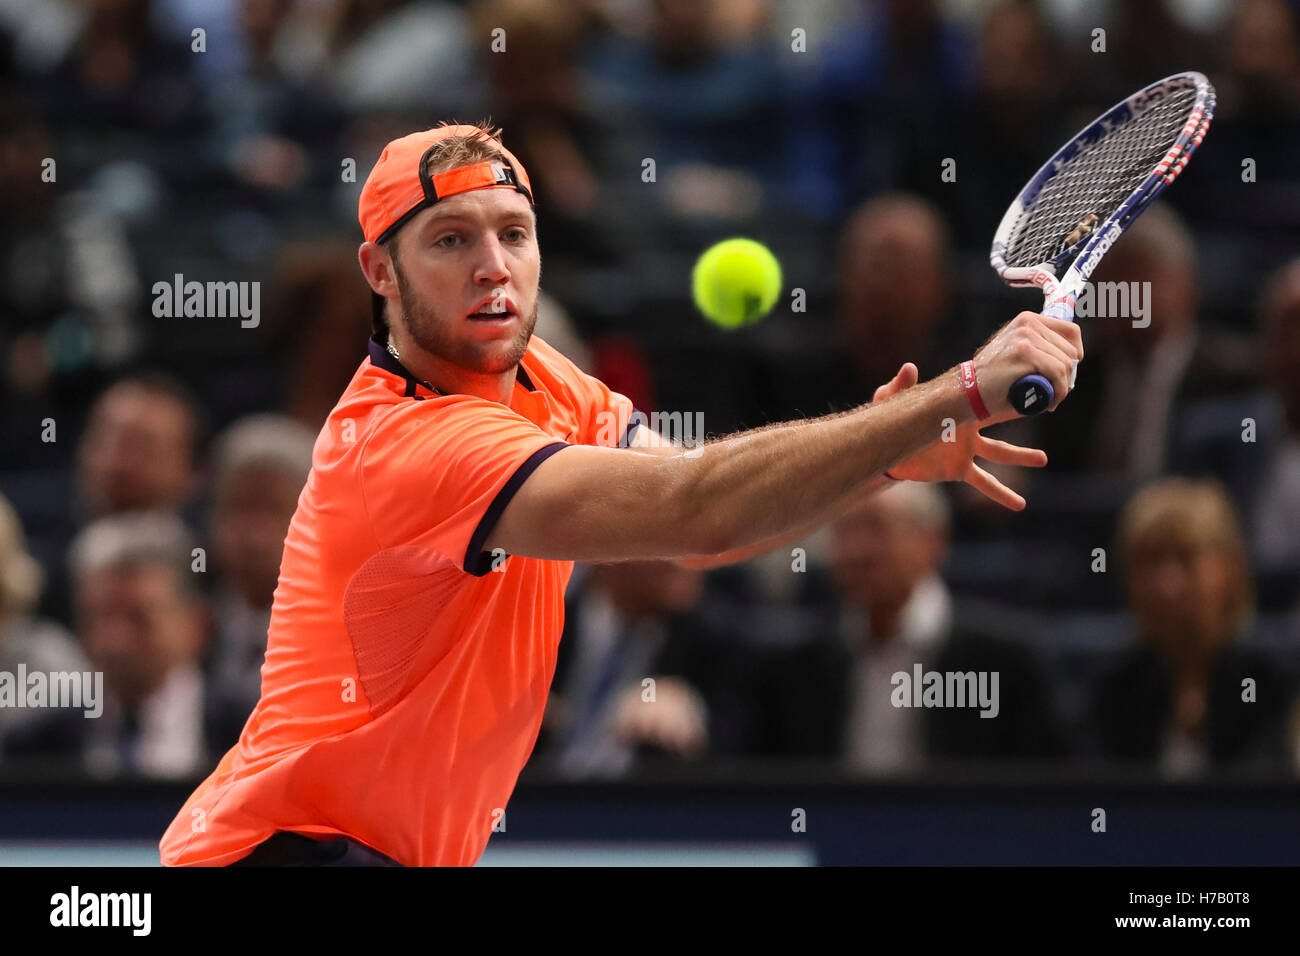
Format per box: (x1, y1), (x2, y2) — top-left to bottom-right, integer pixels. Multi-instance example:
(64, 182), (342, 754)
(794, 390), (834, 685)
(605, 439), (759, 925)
(1009, 295), (1078, 416)
(1009, 374), (1053, 415)
(1042, 298), (1077, 322)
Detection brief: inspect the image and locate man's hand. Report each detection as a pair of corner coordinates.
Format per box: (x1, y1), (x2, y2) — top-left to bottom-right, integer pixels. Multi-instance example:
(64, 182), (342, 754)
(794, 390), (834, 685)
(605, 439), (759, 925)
(612, 678), (708, 757)
(872, 362), (1047, 511)
(972, 311), (1084, 416)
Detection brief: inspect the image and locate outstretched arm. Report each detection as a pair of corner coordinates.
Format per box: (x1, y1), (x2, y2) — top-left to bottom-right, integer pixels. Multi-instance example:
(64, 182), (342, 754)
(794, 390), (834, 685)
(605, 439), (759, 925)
(486, 312), (1082, 565)
(638, 360), (1050, 570)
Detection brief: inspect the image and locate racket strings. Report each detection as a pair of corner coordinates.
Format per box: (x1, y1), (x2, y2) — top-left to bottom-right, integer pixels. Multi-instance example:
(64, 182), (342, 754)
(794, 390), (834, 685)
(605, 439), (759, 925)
(1002, 86), (1201, 268)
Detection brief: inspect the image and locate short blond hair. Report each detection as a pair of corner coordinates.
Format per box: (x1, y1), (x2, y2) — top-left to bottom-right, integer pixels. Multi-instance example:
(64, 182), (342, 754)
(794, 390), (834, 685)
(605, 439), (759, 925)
(1118, 477), (1255, 636)
(421, 119), (511, 180)
(0, 493), (42, 617)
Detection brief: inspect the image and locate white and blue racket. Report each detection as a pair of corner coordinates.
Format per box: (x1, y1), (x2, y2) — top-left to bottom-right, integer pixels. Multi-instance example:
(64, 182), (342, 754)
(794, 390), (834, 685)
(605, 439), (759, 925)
(990, 71), (1215, 415)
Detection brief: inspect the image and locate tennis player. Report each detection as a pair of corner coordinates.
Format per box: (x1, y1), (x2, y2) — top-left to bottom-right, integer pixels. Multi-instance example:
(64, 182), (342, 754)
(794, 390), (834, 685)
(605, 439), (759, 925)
(159, 122), (1082, 867)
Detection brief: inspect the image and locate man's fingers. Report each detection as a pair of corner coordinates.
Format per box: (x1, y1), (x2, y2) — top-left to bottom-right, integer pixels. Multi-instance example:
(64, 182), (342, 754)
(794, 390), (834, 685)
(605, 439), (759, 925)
(975, 436), (1048, 468)
(1039, 316), (1085, 359)
(873, 362), (920, 403)
(1029, 323), (1081, 371)
(965, 463), (1026, 511)
(1025, 345), (1074, 409)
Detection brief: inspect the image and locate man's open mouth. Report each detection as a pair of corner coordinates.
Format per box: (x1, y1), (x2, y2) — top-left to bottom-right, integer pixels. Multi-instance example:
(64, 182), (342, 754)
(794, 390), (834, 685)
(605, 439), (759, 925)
(467, 293), (518, 320)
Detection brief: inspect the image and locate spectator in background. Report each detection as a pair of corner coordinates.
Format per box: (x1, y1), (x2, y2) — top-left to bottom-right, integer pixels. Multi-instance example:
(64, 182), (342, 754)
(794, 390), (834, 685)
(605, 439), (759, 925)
(205, 0), (344, 197)
(70, 511), (214, 778)
(150, 0), (245, 86)
(946, 0), (1071, 240)
(779, 194), (962, 420)
(1090, 478), (1295, 777)
(266, 240), (374, 429)
(1223, 0), (1300, 100)
(0, 493), (89, 762)
(582, 0), (783, 223)
(749, 481), (1068, 771)
(836, 194), (956, 392)
(1248, 259), (1300, 574)
(205, 414), (315, 749)
(34, 372), (204, 626)
(1192, 0), (1300, 272)
(77, 373), (203, 520)
(1036, 205), (1221, 479)
(539, 560), (745, 778)
(0, 106), (144, 388)
(1105, 0), (1212, 103)
(275, 0), (487, 117)
(470, 0), (596, 219)
(33, 0), (205, 182)
(779, 190), (1045, 526)
(468, 0), (648, 272)
(785, 0), (975, 223)
(1164, 259), (1300, 602)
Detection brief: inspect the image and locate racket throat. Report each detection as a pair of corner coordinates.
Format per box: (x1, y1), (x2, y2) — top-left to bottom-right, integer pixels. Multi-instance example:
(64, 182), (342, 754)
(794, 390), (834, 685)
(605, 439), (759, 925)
(999, 265), (1060, 297)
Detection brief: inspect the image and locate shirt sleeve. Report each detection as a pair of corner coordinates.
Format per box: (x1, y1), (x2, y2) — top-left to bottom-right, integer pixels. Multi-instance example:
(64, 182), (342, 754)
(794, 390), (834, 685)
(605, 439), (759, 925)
(360, 398), (568, 575)
(520, 334), (640, 447)
(571, 367), (638, 448)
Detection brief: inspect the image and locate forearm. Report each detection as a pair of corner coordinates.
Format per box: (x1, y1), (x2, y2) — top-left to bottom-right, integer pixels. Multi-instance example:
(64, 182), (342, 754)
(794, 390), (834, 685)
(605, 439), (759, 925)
(490, 314), (1077, 564)
(676, 473), (894, 570)
(667, 368), (971, 555)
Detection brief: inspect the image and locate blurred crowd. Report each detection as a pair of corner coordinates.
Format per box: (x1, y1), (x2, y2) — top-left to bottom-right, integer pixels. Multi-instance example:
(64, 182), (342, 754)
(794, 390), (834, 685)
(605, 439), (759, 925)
(2, 0), (1299, 783)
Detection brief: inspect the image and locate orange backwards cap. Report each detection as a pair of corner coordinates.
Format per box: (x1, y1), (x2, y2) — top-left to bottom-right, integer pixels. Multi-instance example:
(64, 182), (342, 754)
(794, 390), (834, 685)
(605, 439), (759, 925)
(358, 124), (534, 246)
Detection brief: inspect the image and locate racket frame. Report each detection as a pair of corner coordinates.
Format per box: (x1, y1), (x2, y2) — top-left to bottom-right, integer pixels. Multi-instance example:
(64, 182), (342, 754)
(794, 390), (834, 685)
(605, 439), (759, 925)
(989, 71), (1215, 413)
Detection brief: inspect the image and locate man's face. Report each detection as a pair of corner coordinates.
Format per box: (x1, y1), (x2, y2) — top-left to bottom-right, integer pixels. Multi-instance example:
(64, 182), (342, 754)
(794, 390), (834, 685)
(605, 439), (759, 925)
(78, 565), (205, 707)
(79, 384), (196, 517)
(839, 211), (947, 380)
(1128, 538), (1237, 655)
(830, 496), (945, 611)
(387, 187), (540, 375)
(213, 462), (303, 607)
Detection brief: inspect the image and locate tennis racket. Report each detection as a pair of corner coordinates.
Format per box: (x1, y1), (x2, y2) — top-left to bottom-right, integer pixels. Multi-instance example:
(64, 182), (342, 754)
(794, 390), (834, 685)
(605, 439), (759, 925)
(990, 71), (1215, 415)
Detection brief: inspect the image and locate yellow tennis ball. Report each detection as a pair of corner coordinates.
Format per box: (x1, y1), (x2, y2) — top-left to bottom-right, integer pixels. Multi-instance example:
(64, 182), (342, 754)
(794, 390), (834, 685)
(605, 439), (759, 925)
(692, 238), (783, 328)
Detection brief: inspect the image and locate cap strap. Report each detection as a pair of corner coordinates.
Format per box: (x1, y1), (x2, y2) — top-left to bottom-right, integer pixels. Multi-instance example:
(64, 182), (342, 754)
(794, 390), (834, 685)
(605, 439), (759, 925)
(376, 153), (534, 246)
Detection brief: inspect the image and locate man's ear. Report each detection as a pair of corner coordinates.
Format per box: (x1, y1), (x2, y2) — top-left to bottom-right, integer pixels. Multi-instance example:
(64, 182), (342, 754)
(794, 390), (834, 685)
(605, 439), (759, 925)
(358, 241), (398, 299)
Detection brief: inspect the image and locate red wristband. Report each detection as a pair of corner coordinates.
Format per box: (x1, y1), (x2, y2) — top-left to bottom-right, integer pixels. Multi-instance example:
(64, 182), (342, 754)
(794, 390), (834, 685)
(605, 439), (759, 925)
(959, 361), (991, 420)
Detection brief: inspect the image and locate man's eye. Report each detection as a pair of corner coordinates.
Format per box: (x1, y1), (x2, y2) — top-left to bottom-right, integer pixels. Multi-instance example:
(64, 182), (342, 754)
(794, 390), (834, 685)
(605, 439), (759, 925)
(504, 228), (526, 241)
(435, 235), (459, 248)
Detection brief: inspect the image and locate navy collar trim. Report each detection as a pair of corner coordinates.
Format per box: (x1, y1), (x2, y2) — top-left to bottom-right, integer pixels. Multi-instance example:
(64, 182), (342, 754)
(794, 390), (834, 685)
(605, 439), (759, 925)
(367, 334), (537, 397)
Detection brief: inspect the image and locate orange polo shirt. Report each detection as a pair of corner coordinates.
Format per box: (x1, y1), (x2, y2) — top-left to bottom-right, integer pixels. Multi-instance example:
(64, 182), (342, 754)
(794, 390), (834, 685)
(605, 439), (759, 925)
(159, 333), (635, 866)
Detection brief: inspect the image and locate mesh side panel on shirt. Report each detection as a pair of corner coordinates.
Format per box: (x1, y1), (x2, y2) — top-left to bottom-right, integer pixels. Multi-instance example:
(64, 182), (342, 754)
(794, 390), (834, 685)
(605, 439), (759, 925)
(342, 547), (466, 718)
(1003, 85), (1199, 268)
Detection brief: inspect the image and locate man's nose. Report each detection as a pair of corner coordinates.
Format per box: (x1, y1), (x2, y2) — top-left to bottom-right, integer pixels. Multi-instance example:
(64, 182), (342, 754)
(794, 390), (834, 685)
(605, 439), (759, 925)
(473, 235), (510, 284)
